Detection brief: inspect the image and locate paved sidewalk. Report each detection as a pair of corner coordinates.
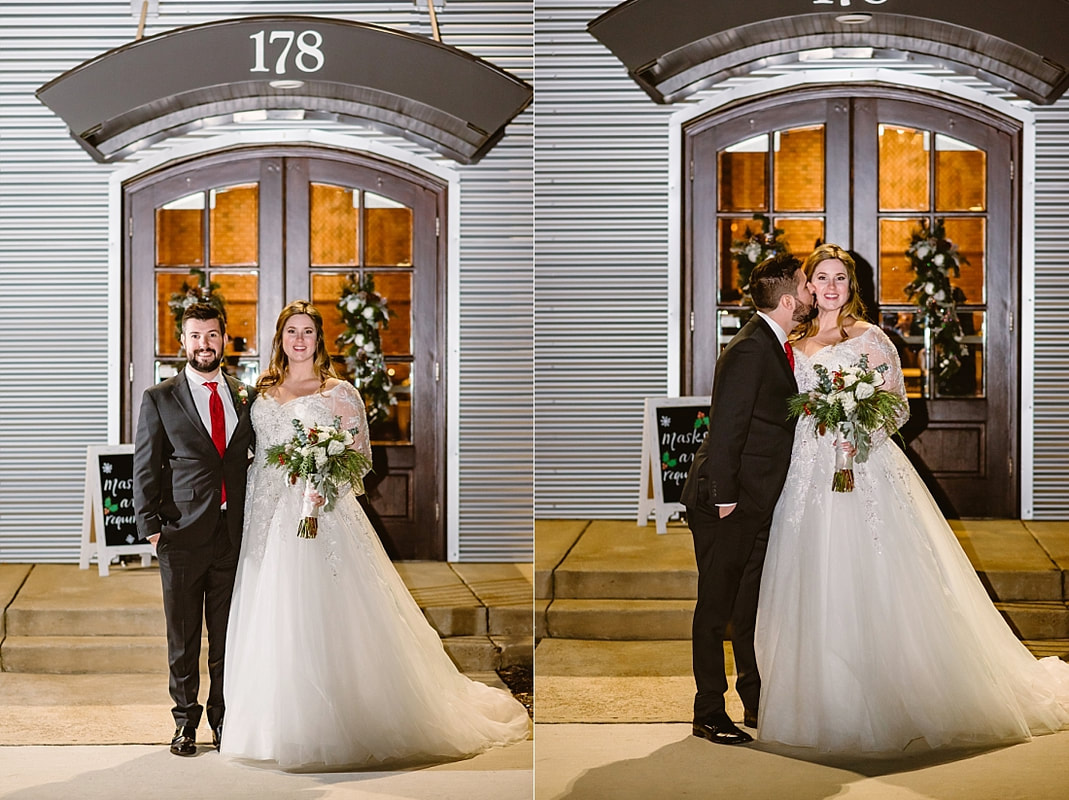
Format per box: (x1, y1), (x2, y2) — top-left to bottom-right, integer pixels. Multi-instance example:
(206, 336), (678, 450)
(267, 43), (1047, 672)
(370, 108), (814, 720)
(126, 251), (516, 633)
(536, 723), (1069, 800)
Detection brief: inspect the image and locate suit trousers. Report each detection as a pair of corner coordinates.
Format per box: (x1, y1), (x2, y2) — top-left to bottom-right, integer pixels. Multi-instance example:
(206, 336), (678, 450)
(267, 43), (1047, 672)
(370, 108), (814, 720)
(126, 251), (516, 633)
(687, 503), (771, 724)
(156, 512), (238, 730)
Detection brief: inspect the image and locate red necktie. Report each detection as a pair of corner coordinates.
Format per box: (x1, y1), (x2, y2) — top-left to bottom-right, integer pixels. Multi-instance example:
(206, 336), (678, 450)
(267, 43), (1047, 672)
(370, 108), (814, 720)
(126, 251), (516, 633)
(784, 341), (795, 371)
(205, 381), (227, 505)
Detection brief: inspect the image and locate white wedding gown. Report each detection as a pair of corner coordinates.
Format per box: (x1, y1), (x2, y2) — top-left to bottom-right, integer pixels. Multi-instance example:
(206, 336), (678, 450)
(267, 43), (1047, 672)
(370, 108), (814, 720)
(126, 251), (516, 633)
(756, 325), (1069, 754)
(221, 382), (530, 768)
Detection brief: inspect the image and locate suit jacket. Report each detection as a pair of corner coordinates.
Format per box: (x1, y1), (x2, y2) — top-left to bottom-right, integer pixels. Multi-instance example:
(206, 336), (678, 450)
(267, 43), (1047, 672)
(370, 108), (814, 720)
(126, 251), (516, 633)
(680, 314), (798, 519)
(133, 370), (254, 551)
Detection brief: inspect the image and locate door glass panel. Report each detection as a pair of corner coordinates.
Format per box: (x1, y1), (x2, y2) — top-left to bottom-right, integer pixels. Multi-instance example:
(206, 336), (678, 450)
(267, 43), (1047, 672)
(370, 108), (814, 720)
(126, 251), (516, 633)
(209, 184), (259, 266)
(717, 308), (753, 353)
(212, 272), (258, 356)
(775, 218), (824, 256)
(877, 218), (917, 303)
(366, 193), (413, 267)
(936, 135), (986, 212)
(156, 272), (192, 357)
(880, 310), (926, 397)
(879, 125), (930, 211)
(719, 217), (766, 304)
(310, 183), (358, 266)
(938, 310), (984, 398)
(378, 361), (412, 444)
(369, 271), (413, 355)
(718, 134), (768, 212)
(774, 125), (824, 212)
(156, 192), (204, 266)
(310, 272), (349, 352)
(943, 217), (986, 303)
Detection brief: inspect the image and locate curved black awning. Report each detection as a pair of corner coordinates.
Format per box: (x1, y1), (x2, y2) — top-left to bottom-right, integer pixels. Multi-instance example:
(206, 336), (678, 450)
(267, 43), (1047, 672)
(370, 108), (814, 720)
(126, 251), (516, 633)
(36, 15), (532, 165)
(589, 0), (1069, 105)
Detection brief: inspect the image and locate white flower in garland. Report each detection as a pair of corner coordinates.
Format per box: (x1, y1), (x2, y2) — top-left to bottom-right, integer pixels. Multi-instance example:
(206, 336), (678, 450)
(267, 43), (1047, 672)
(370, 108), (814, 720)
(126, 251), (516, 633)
(336, 273), (396, 426)
(903, 218), (969, 388)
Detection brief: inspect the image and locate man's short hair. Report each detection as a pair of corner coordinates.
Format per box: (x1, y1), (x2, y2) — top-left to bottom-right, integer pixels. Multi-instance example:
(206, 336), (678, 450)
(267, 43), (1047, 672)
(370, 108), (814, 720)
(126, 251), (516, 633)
(749, 252), (802, 312)
(180, 302), (227, 335)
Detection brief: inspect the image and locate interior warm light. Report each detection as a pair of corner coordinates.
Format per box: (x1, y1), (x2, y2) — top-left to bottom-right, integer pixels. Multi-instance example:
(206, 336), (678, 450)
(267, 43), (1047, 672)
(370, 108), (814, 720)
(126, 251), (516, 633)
(269, 79), (305, 89)
(835, 14), (872, 24)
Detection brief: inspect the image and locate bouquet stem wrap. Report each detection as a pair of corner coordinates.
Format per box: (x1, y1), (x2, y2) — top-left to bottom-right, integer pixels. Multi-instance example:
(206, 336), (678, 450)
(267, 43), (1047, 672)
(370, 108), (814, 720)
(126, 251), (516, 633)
(833, 426), (855, 493)
(298, 479), (322, 539)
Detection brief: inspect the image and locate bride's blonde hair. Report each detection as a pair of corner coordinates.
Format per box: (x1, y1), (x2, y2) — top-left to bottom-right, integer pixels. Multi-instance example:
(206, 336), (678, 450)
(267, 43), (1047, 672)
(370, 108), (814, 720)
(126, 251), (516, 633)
(795, 243), (867, 342)
(256, 300), (340, 394)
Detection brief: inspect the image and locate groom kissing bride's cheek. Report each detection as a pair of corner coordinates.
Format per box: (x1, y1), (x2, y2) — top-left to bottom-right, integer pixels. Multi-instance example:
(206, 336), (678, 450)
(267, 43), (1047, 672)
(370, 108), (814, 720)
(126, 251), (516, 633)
(682, 244), (1069, 755)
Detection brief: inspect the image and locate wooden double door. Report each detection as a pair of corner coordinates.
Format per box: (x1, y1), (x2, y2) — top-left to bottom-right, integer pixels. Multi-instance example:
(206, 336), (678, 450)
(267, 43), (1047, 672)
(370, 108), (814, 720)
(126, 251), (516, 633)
(123, 147), (447, 558)
(684, 87), (1020, 517)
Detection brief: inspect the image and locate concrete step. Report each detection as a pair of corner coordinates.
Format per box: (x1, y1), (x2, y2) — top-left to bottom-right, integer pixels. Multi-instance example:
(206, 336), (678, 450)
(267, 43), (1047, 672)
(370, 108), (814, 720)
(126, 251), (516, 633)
(441, 635), (534, 672)
(2, 633), (532, 675)
(545, 599), (693, 640)
(995, 602), (1069, 640)
(2, 635), (185, 674)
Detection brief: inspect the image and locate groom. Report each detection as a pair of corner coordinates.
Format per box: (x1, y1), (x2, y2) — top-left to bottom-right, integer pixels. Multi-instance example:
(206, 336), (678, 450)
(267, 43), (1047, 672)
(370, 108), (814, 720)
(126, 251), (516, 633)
(681, 252), (812, 745)
(133, 302), (253, 756)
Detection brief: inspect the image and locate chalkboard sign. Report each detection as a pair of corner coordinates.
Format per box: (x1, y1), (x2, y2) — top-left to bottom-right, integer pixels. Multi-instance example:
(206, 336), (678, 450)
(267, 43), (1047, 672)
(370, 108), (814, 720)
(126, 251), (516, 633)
(81, 445), (152, 576)
(638, 397), (711, 533)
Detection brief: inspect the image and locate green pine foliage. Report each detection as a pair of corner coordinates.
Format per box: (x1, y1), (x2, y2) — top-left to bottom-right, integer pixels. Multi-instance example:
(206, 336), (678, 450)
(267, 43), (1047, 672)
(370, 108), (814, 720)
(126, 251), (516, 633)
(336, 273), (396, 425)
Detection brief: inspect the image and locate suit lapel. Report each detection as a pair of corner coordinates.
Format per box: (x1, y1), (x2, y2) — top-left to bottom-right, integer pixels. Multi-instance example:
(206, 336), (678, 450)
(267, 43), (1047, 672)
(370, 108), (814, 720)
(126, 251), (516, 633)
(173, 370), (214, 445)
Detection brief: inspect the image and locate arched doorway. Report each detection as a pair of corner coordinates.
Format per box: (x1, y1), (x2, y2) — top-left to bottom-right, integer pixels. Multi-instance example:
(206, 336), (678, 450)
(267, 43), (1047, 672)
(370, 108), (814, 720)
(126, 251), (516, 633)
(123, 146), (447, 558)
(683, 86), (1019, 517)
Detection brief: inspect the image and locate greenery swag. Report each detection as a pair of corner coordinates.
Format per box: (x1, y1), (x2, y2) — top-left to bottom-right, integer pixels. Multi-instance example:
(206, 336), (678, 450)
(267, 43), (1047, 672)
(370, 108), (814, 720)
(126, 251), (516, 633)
(336, 273), (396, 426)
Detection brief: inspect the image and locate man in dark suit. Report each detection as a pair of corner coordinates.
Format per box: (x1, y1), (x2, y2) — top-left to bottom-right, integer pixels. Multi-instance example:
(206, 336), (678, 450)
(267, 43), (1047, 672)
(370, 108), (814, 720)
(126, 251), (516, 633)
(134, 303), (254, 756)
(681, 253), (812, 745)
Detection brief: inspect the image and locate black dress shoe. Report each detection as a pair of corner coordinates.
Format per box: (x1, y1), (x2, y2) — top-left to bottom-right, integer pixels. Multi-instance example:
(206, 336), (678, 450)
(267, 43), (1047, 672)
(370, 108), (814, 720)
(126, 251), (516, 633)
(170, 725), (197, 757)
(212, 724), (222, 751)
(692, 719), (753, 745)
(743, 709), (759, 729)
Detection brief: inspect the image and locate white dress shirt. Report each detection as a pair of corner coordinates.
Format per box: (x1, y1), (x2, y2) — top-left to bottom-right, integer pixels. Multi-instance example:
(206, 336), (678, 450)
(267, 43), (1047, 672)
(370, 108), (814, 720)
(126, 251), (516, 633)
(184, 364), (238, 446)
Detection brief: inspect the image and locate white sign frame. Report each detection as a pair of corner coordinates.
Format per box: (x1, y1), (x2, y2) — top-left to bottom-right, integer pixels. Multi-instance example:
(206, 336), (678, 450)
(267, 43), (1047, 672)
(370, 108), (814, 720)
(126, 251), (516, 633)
(638, 396), (711, 534)
(81, 444), (152, 576)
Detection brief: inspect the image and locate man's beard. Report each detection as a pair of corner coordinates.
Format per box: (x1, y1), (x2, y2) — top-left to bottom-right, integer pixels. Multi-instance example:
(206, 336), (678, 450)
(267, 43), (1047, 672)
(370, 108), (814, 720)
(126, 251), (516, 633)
(792, 299), (817, 325)
(188, 348), (224, 373)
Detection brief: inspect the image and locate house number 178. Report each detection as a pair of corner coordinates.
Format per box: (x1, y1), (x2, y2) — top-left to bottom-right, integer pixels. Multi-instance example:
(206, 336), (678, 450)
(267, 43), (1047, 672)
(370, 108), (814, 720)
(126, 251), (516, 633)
(249, 30), (326, 74)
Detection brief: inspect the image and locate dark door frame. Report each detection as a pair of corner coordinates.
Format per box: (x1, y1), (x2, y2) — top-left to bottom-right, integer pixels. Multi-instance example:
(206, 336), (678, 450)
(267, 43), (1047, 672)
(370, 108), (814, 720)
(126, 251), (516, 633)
(681, 83), (1022, 517)
(122, 144), (449, 558)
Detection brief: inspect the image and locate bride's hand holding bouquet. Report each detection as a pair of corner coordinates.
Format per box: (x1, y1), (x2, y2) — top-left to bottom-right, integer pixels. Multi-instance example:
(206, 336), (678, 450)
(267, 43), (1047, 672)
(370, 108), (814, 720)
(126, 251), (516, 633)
(786, 353), (907, 492)
(266, 416), (373, 538)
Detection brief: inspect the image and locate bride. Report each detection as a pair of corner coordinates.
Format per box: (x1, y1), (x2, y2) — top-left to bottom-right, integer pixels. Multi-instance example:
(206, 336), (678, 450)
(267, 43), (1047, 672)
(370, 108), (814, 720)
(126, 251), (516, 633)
(755, 244), (1069, 754)
(221, 300), (530, 769)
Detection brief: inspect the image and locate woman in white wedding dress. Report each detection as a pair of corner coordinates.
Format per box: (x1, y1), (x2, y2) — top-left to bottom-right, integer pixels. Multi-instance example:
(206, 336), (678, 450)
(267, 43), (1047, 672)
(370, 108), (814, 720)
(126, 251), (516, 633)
(221, 301), (530, 769)
(755, 244), (1069, 754)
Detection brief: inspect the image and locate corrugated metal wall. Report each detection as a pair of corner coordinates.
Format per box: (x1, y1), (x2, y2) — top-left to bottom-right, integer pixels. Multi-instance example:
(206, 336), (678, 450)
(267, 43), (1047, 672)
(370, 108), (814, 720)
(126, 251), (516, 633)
(1032, 104), (1069, 517)
(0, 1), (532, 561)
(533, 0), (1069, 519)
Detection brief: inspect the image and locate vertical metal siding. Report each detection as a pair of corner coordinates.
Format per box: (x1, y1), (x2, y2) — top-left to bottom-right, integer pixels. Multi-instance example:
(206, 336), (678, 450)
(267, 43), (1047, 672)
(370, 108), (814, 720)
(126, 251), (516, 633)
(0, 1), (532, 562)
(533, 0), (1069, 519)
(1031, 104), (1069, 517)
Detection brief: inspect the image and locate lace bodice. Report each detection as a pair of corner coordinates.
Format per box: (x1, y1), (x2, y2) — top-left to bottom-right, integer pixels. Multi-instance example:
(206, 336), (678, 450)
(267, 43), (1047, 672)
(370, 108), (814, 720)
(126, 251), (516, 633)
(794, 325), (910, 444)
(251, 380), (373, 465)
(241, 381), (373, 564)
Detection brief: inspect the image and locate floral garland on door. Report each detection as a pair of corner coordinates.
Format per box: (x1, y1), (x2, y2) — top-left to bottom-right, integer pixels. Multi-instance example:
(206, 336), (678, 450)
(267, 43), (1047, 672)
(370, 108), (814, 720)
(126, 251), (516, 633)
(903, 218), (968, 385)
(336, 273), (396, 425)
(168, 268), (227, 347)
(729, 214), (790, 306)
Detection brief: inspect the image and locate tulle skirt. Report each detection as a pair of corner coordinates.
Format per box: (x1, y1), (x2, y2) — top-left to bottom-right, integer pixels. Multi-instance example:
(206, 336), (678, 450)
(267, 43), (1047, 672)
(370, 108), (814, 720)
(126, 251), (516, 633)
(756, 433), (1069, 754)
(221, 486), (530, 769)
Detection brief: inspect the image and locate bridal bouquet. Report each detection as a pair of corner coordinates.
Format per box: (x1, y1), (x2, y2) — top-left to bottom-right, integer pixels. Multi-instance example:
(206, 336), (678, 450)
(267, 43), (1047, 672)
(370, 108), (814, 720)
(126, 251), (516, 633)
(786, 354), (907, 492)
(265, 416), (372, 538)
